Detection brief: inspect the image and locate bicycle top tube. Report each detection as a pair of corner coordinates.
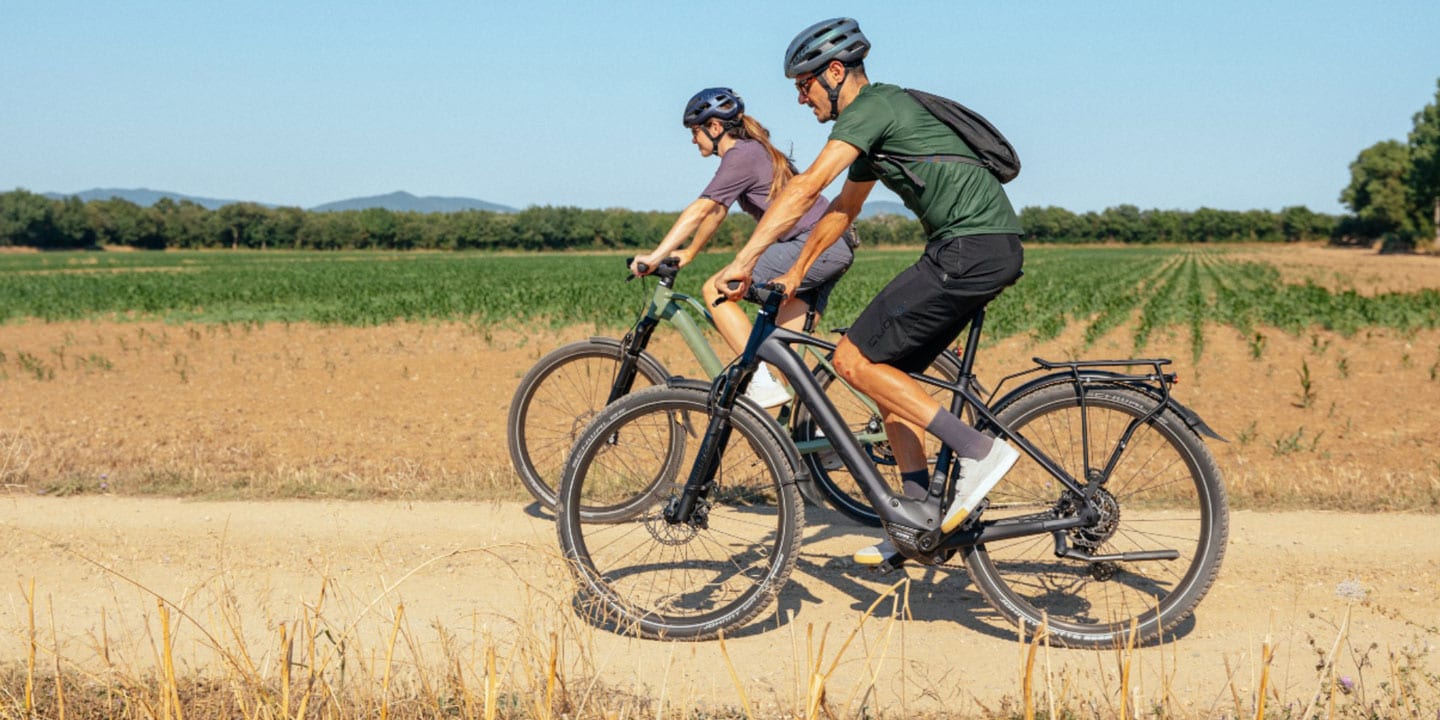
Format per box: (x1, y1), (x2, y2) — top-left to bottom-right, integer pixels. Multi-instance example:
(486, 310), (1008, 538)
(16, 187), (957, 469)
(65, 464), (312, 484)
(623, 257), (729, 379)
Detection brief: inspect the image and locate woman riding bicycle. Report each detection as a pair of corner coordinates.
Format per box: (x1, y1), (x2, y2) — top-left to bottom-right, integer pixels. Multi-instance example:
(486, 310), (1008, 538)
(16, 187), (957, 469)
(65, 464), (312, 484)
(632, 87), (857, 408)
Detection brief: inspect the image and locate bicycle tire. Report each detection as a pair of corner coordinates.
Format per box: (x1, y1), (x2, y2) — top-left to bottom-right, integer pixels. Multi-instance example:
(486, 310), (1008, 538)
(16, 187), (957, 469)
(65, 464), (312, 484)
(506, 339), (669, 516)
(791, 350), (965, 526)
(962, 383), (1228, 649)
(557, 386), (804, 640)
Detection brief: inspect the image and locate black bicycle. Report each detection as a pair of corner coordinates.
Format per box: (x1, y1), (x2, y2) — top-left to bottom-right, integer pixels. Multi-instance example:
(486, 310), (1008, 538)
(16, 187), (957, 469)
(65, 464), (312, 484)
(507, 257), (960, 524)
(555, 282), (1229, 647)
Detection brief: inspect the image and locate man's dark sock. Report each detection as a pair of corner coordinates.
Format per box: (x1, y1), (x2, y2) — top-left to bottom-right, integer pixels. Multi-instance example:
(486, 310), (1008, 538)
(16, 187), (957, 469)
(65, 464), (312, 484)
(926, 408), (994, 460)
(900, 469), (930, 500)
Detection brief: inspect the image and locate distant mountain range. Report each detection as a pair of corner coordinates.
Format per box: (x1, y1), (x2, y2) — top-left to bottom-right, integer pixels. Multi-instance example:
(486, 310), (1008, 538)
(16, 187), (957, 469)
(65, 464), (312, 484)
(309, 191), (515, 214)
(41, 188), (517, 214)
(44, 188), (260, 210)
(38, 187), (910, 219)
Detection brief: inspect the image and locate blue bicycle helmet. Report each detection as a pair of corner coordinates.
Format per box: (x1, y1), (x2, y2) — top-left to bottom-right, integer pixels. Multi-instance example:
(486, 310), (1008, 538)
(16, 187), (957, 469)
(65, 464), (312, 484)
(683, 87), (744, 127)
(783, 17), (870, 78)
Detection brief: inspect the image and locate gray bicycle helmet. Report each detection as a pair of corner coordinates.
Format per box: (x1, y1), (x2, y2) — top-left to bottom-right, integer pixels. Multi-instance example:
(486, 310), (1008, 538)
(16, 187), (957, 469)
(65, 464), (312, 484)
(682, 87), (744, 127)
(783, 17), (870, 78)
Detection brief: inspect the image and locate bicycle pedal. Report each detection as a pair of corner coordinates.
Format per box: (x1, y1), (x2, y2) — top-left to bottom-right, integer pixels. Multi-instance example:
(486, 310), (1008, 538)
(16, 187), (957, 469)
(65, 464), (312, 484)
(870, 555), (908, 574)
(954, 499), (990, 532)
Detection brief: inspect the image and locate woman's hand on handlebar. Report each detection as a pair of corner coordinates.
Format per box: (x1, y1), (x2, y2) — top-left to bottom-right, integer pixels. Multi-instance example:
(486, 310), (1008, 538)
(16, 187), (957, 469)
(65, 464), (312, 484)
(630, 252), (663, 277)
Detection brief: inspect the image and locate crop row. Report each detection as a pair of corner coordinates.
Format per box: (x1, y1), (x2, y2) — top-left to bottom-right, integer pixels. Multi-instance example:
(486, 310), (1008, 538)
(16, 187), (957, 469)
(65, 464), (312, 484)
(2, 249), (1437, 352)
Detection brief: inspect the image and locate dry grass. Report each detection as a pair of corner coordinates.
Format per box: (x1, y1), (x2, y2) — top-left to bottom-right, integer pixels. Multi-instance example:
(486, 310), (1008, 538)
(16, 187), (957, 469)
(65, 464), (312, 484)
(2, 547), (1436, 720)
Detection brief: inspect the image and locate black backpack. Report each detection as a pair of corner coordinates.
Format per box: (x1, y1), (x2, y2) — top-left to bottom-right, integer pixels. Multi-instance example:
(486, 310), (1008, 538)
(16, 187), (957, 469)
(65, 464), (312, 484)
(870, 88), (1021, 185)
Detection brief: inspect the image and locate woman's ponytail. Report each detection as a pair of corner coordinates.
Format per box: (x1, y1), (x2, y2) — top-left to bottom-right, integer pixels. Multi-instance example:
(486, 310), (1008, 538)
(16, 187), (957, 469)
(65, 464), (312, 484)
(730, 115), (797, 202)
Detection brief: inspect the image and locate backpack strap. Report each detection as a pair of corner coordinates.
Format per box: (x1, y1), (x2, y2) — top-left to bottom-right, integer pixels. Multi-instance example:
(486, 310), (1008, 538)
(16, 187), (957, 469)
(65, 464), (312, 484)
(868, 151), (993, 190)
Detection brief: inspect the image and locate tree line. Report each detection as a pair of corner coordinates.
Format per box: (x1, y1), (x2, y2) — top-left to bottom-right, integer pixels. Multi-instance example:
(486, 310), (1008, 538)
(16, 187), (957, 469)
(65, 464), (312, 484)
(1340, 78), (1440, 252)
(0, 189), (1343, 251)
(10, 74), (1438, 254)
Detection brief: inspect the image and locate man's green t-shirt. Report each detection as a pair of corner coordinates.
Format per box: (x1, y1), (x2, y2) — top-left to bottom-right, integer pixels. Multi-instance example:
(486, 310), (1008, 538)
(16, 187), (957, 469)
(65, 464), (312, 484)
(828, 82), (1023, 242)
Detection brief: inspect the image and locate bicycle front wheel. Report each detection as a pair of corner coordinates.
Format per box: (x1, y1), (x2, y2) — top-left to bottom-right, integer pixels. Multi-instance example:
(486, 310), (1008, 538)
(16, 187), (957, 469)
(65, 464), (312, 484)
(506, 339), (668, 516)
(963, 383), (1228, 649)
(557, 386), (804, 640)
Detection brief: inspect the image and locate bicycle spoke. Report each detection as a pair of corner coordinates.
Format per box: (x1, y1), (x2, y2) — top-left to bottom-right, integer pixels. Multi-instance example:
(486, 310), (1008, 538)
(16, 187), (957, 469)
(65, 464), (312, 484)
(559, 387), (802, 639)
(966, 383), (1226, 648)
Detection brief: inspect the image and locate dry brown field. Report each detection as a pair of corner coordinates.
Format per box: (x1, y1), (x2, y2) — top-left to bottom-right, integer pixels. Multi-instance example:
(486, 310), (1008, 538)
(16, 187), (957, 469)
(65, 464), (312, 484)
(2, 244), (1438, 717)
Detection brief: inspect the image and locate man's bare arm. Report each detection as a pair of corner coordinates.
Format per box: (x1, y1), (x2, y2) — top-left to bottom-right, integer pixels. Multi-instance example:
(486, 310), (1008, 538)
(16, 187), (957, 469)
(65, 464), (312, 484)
(716, 140), (863, 297)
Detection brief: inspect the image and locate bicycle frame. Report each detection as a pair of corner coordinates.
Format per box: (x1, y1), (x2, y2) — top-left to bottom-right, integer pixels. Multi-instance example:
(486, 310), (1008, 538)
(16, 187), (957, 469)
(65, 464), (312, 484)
(612, 261), (887, 446)
(667, 285), (1199, 565)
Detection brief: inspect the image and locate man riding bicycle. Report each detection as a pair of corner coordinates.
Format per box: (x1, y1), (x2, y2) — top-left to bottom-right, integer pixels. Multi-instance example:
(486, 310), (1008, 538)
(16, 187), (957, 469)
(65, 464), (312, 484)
(715, 17), (1026, 566)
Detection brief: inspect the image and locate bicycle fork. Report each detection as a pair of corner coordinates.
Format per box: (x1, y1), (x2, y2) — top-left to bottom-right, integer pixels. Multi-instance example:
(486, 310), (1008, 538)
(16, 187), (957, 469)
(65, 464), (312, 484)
(662, 364), (747, 527)
(664, 288), (778, 527)
(605, 317), (661, 406)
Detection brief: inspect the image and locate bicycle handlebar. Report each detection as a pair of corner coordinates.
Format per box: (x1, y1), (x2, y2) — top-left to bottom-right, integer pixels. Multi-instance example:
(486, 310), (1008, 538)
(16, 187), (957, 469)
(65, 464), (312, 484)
(712, 280), (788, 309)
(627, 256), (682, 283)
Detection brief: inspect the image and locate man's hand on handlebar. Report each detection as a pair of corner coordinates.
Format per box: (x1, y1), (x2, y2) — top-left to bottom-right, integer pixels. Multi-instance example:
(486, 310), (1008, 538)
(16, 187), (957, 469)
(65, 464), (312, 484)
(771, 269), (803, 301)
(713, 262), (752, 303)
(713, 279), (788, 307)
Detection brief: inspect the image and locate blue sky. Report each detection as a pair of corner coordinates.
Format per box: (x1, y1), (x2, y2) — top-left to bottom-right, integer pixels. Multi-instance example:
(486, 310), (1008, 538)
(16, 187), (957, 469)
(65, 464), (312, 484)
(3, 1), (1437, 214)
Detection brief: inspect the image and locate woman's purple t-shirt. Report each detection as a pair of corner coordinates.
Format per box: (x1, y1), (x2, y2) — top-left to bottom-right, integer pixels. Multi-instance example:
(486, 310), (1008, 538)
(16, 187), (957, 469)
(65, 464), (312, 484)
(699, 139), (830, 241)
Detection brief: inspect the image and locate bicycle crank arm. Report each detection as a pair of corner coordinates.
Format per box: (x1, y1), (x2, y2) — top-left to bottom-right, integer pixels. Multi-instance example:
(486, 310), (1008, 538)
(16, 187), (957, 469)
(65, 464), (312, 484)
(936, 507), (1097, 552)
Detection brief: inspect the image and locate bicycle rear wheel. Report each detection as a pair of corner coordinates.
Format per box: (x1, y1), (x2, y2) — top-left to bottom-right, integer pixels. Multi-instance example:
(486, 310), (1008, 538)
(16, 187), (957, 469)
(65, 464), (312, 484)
(557, 386), (803, 640)
(792, 350), (963, 526)
(962, 383), (1228, 648)
(506, 339), (668, 517)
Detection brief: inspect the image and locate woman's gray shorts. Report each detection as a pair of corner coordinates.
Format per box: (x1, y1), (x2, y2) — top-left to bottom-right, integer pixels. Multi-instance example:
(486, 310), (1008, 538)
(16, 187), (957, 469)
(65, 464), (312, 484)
(750, 229), (855, 315)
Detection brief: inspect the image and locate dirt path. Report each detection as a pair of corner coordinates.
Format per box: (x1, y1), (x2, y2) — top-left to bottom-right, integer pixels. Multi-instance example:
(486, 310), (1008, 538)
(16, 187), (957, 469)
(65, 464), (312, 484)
(3, 496), (1436, 715)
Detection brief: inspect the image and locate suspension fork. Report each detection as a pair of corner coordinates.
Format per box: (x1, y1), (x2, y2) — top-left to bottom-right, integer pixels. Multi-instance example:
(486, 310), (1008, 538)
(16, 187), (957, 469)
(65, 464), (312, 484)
(664, 294), (779, 526)
(662, 366), (744, 526)
(605, 315), (661, 405)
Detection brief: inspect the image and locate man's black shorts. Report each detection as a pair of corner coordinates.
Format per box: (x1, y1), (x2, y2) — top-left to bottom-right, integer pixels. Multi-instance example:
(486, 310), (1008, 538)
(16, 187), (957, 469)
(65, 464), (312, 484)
(847, 234), (1023, 374)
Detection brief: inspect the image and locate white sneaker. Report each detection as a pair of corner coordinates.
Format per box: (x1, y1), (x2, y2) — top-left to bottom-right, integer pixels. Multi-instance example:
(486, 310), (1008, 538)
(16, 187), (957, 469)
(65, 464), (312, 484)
(744, 366), (791, 409)
(940, 439), (1019, 533)
(853, 538), (900, 566)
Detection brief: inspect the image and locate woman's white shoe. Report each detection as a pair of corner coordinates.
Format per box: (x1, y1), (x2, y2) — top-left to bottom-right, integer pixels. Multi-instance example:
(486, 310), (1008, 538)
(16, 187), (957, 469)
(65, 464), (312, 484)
(744, 365), (791, 409)
(852, 538), (900, 566)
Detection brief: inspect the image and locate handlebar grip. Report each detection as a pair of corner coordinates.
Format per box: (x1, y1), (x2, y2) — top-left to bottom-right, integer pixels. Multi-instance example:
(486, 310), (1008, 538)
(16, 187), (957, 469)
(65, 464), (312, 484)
(710, 280), (744, 307)
(625, 256), (650, 282)
(628, 256), (681, 281)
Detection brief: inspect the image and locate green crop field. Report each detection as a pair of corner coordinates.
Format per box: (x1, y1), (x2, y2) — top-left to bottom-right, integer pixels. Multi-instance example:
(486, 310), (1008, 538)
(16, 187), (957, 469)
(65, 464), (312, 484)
(3, 247), (1437, 360)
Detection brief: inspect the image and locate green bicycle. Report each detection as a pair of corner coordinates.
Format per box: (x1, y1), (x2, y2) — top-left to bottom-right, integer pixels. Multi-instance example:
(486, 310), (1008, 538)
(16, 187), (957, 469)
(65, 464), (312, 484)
(505, 256), (962, 524)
